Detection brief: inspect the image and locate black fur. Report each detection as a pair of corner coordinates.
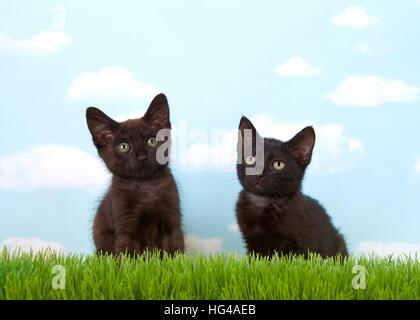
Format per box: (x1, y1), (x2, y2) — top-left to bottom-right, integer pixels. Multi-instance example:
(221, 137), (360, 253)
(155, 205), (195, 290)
(235, 116), (348, 258)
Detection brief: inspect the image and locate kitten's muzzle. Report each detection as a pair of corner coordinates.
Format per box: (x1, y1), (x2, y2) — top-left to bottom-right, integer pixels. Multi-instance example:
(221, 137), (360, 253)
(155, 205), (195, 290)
(137, 155), (147, 161)
(252, 175), (264, 188)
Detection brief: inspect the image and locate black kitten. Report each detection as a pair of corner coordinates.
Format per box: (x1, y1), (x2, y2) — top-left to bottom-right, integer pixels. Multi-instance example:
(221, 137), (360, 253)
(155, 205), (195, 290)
(235, 116), (347, 258)
(86, 93), (184, 257)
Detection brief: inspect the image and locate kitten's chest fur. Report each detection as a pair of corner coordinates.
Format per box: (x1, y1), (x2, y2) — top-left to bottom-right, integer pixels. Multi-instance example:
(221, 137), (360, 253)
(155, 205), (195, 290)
(110, 175), (180, 229)
(235, 190), (347, 258)
(112, 177), (175, 214)
(238, 191), (301, 236)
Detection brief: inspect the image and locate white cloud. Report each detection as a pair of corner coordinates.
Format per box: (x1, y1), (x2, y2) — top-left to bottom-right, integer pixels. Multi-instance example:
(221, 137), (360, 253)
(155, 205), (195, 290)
(68, 67), (160, 102)
(181, 114), (365, 174)
(274, 56), (321, 77)
(2, 237), (64, 255)
(185, 234), (223, 255)
(0, 30), (73, 56)
(228, 223), (240, 233)
(326, 76), (419, 107)
(0, 145), (109, 190)
(358, 241), (420, 259)
(114, 110), (146, 122)
(332, 6), (379, 29)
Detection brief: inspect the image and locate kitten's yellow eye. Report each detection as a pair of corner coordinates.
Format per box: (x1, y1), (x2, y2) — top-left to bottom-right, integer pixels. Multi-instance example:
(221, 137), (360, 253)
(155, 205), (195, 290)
(147, 137), (158, 147)
(273, 160), (285, 170)
(117, 142), (130, 153)
(245, 155), (256, 165)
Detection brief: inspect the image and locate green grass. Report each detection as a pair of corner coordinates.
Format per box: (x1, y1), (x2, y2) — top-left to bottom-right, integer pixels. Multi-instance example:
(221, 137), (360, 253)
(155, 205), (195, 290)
(0, 248), (419, 300)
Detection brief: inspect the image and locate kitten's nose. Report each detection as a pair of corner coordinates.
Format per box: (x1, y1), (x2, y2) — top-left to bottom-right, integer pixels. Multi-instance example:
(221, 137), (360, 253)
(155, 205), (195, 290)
(137, 155), (147, 161)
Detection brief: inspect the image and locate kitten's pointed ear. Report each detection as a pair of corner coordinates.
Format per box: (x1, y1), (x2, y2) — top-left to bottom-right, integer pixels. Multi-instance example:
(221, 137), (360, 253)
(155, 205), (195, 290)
(143, 93), (170, 129)
(86, 107), (119, 148)
(238, 116), (261, 151)
(239, 116), (257, 133)
(286, 126), (315, 167)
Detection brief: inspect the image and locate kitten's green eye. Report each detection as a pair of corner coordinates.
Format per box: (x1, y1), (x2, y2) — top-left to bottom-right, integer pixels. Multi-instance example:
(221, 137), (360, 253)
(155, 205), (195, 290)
(117, 142), (130, 153)
(273, 160), (285, 170)
(147, 137), (158, 147)
(245, 155), (256, 165)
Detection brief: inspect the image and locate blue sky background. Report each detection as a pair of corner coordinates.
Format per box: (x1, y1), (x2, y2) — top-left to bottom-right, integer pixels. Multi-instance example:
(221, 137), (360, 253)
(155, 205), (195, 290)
(1, 0), (419, 256)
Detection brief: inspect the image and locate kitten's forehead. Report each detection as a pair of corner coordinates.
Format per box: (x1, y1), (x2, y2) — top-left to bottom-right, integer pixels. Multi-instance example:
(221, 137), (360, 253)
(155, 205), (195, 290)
(264, 138), (287, 155)
(118, 118), (155, 136)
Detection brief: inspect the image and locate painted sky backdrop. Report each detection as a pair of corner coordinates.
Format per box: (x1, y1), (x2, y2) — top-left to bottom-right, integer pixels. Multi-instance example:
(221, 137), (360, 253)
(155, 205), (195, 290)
(0, 1), (420, 257)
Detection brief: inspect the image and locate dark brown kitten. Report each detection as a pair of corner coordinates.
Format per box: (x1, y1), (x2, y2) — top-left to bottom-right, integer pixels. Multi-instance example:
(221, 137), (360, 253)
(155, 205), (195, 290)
(235, 117), (347, 258)
(86, 93), (184, 256)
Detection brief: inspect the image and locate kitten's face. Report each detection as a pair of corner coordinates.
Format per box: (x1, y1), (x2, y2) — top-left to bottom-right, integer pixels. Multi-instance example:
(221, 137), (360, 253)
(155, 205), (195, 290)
(86, 93), (171, 179)
(237, 117), (315, 197)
